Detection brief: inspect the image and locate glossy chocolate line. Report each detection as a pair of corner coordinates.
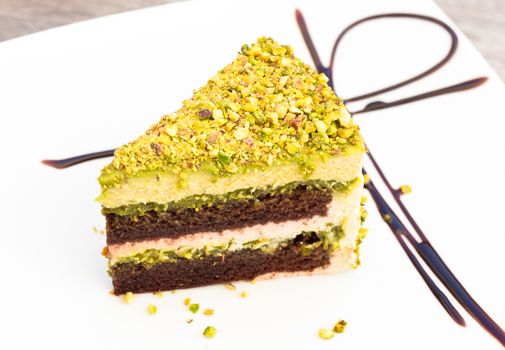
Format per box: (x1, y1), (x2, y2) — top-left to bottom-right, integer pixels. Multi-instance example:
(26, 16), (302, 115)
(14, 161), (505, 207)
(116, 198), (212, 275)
(295, 7), (333, 83)
(295, 9), (505, 346)
(42, 149), (115, 169)
(363, 170), (465, 327)
(366, 151), (505, 346)
(352, 77), (488, 115)
(327, 13), (458, 103)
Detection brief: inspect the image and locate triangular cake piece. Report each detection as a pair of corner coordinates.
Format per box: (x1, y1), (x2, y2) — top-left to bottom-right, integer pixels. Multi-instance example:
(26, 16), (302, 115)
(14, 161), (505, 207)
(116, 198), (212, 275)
(98, 37), (366, 295)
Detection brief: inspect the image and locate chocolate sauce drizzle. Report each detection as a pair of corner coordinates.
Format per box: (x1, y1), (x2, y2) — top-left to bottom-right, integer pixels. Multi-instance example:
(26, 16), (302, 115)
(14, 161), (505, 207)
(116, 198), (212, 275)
(42, 149), (115, 168)
(41, 10), (505, 346)
(353, 76), (487, 115)
(295, 10), (504, 347)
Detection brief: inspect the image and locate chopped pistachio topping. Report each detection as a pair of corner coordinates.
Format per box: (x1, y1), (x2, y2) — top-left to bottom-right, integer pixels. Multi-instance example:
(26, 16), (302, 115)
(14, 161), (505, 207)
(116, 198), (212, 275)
(240, 291), (247, 298)
(225, 283), (237, 291)
(123, 292), (134, 304)
(399, 184), (412, 194)
(103, 178), (359, 217)
(203, 308), (215, 316)
(92, 226), (98, 233)
(363, 174), (370, 184)
(333, 320), (347, 333)
(101, 246), (109, 257)
(360, 205), (368, 224)
(318, 328), (334, 340)
(353, 203), (368, 269)
(154, 291), (164, 298)
(184, 297), (191, 306)
(99, 37), (364, 187)
(147, 304), (157, 315)
(203, 326), (217, 338)
(189, 303), (200, 314)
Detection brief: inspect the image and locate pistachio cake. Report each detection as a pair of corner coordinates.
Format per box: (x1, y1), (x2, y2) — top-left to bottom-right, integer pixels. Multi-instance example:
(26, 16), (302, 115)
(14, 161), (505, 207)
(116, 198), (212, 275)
(98, 37), (367, 294)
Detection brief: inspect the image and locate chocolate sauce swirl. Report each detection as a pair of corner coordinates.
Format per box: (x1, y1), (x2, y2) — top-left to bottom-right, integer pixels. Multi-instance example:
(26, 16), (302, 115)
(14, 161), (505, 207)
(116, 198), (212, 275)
(41, 9), (505, 347)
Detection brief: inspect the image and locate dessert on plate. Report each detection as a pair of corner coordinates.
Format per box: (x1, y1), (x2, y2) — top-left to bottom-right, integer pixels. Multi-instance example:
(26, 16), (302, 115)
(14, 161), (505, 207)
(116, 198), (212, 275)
(97, 37), (367, 294)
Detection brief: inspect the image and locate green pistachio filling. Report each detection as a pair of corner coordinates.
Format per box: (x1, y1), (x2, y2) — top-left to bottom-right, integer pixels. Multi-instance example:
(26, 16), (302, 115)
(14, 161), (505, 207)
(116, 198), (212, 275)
(112, 225), (345, 268)
(99, 37), (365, 188)
(103, 178), (360, 217)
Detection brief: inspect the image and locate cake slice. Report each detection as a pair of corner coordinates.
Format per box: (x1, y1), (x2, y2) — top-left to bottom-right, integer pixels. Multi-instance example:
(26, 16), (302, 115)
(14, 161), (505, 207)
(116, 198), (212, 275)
(98, 37), (367, 294)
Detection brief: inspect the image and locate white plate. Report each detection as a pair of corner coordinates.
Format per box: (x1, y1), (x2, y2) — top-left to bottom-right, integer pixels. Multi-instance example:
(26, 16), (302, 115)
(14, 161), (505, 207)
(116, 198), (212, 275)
(0, 0), (504, 349)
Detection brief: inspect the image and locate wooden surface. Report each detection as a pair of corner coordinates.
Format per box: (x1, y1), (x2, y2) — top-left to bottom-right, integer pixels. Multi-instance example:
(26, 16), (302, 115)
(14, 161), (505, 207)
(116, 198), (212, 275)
(0, 0), (504, 79)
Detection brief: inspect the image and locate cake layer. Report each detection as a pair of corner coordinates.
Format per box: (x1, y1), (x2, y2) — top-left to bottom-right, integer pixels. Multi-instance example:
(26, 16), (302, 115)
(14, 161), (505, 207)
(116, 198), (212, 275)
(103, 178), (357, 216)
(105, 180), (360, 245)
(98, 153), (363, 209)
(106, 187), (330, 245)
(107, 183), (363, 264)
(256, 247), (358, 280)
(110, 232), (330, 294)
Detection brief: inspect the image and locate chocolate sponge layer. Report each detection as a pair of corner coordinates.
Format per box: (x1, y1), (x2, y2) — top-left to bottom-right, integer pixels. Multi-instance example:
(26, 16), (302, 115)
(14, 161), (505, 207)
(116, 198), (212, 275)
(111, 233), (329, 294)
(106, 186), (332, 245)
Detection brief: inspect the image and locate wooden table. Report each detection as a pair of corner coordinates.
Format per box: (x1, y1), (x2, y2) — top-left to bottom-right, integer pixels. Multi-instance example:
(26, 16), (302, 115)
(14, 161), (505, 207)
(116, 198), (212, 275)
(1, 0), (504, 79)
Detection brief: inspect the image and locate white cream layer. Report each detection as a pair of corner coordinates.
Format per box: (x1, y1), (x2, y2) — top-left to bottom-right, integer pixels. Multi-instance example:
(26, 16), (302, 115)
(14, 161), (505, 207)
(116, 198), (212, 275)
(99, 153), (364, 208)
(108, 180), (363, 264)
